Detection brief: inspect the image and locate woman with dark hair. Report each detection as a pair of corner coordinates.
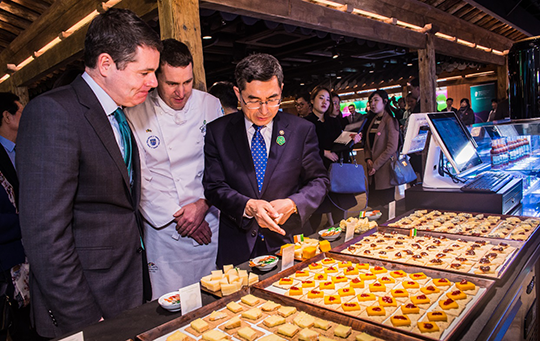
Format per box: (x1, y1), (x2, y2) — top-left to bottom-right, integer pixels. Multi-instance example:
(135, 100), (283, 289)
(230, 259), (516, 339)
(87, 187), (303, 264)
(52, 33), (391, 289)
(363, 89), (400, 208)
(457, 98), (475, 125)
(306, 86), (358, 228)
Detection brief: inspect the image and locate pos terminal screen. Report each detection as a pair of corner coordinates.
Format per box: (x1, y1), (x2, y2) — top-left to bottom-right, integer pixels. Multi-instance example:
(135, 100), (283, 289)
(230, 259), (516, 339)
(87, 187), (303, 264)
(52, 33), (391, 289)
(427, 113), (483, 174)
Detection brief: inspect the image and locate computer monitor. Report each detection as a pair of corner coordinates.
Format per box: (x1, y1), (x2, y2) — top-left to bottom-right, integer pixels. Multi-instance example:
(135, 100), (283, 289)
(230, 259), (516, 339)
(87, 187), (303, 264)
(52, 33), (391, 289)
(423, 112), (488, 189)
(402, 113), (429, 155)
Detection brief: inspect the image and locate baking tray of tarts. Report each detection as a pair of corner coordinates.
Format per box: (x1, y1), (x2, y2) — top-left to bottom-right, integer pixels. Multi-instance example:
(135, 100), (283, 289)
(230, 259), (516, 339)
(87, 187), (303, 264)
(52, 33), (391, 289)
(253, 252), (495, 341)
(381, 209), (540, 241)
(136, 287), (421, 341)
(330, 228), (522, 279)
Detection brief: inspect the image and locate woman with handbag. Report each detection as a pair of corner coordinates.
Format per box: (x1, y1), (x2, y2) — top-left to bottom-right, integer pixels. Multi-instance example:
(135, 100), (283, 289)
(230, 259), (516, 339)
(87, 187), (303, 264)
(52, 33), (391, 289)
(305, 86), (360, 229)
(363, 90), (400, 208)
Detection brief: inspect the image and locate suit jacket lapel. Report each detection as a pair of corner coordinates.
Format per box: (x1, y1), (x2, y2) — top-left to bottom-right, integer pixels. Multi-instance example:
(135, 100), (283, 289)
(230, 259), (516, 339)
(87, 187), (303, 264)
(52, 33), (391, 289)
(261, 113), (289, 195)
(227, 113), (259, 197)
(72, 77), (131, 190)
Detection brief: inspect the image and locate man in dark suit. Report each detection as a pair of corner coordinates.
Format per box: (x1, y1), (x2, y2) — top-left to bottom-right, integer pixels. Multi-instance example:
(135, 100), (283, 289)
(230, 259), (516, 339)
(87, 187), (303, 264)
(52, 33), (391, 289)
(0, 92), (38, 341)
(16, 9), (162, 338)
(203, 54), (329, 267)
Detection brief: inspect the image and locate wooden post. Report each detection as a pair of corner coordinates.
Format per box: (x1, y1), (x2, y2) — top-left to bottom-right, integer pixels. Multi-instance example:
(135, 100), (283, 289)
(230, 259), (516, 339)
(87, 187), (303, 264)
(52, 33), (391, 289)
(418, 33), (437, 112)
(158, 0), (206, 91)
(496, 58), (508, 101)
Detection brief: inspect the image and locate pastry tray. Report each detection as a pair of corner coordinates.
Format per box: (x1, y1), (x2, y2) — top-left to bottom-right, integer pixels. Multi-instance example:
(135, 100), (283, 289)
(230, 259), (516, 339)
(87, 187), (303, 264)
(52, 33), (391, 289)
(253, 252), (496, 341)
(330, 227), (523, 280)
(136, 287), (423, 341)
(380, 208), (540, 242)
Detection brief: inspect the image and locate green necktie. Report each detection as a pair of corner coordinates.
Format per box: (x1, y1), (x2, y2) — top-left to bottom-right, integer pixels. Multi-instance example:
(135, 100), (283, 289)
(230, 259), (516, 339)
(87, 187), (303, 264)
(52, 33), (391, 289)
(113, 108), (132, 178)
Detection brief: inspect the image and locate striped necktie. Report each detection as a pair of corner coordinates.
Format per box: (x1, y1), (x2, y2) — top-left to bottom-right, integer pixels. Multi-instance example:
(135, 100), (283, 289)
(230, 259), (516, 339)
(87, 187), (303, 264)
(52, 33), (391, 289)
(113, 108), (132, 178)
(251, 124), (267, 192)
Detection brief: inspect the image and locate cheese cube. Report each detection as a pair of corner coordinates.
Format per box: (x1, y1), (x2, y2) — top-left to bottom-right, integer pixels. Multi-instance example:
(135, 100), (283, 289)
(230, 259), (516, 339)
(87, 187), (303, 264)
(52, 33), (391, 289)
(277, 323), (299, 338)
(241, 294), (259, 306)
(277, 306), (297, 317)
(238, 326), (258, 341)
(263, 315), (286, 327)
(223, 315), (241, 329)
(334, 324), (352, 338)
(226, 301), (243, 313)
(211, 270), (223, 280)
(248, 273), (259, 285)
(241, 308), (262, 320)
(190, 318), (209, 333)
(201, 329), (228, 341)
(298, 328), (319, 341)
(166, 331), (188, 341)
(223, 264), (234, 273)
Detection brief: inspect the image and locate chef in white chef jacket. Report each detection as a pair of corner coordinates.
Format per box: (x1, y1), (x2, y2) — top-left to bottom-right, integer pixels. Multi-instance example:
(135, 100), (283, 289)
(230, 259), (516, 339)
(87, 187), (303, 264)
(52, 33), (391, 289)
(126, 39), (222, 299)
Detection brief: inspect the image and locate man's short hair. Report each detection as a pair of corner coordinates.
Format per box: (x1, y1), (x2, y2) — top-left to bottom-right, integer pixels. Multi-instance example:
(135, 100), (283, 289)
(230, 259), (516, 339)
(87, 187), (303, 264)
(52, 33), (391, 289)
(447, 97), (453, 102)
(0, 92), (20, 127)
(295, 93), (310, 103)
(209, 81), (237, 110)
(84, 8), (162, 70)
(235, 53), (283, 91)
(348, 104), (355, 109)
(158, 39), (193, 73)
(491, 99), (498, 103)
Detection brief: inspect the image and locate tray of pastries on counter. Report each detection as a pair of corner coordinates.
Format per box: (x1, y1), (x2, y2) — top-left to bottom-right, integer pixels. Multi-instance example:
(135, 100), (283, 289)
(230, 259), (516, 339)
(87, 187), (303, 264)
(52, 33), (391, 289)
(253, 252), (495, 341)
(137, 288), (421, 341)
(331, 230), (521, 279)
(383, 209), (540, 241)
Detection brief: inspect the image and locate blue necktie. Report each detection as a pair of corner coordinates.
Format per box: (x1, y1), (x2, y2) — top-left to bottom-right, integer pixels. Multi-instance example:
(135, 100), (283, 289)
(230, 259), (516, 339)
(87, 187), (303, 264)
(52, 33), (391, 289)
(113, 108), (133, 178)
(251, 125), (267, 192)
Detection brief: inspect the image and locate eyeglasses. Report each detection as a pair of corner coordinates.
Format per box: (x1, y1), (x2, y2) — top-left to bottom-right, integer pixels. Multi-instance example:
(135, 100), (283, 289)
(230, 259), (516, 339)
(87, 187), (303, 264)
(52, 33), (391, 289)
(240, 93), (281, 110)
(295, 102), (306, 107)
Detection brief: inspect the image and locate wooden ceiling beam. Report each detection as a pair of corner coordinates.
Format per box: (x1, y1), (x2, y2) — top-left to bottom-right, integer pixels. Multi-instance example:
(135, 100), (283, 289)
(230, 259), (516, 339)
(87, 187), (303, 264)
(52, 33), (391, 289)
(0, 19), (23, 35)
(0, 9), (31, 29)
(9, 0), (49, 14)
(315, 0), (513, 52)
(0, 0), (159, 91)
(0, 1), (39, 22)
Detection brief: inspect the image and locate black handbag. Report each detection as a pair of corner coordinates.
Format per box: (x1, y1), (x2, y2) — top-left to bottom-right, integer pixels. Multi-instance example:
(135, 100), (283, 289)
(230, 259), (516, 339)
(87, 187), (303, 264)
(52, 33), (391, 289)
(389, 152), (417, 186)
(328, 160), (367, 194)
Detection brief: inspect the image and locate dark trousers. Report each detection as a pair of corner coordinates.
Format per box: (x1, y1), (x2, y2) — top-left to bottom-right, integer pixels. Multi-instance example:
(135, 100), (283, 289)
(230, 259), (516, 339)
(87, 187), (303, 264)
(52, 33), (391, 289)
(0, 269), (43, 341)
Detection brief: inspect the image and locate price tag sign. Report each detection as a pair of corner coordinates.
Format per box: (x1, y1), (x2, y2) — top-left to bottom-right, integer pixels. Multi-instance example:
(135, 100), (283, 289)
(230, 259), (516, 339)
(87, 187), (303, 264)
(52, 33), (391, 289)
(179, 282), (202, 314)
(345, 221), (355, 242)
(59, 331), (84, 341)
(281, 244), (295, 271)
(389, 200), (396, 220)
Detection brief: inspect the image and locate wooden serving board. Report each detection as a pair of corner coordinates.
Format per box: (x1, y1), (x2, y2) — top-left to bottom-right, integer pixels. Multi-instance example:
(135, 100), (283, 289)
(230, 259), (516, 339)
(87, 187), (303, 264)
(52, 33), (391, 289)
(136, 286), (423, 341)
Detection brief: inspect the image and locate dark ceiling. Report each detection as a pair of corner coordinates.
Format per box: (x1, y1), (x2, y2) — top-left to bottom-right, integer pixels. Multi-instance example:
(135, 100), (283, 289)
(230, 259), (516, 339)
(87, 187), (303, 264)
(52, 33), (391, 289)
(14, 0), (540, 98)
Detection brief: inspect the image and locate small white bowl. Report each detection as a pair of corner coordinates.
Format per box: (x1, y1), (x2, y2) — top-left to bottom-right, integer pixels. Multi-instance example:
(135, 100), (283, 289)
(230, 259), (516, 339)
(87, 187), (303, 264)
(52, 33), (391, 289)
(318, 228), (342, 241)
(366, 211), (382, 221)
(250, 255), (278, 271)
(158, 291), (181, 312)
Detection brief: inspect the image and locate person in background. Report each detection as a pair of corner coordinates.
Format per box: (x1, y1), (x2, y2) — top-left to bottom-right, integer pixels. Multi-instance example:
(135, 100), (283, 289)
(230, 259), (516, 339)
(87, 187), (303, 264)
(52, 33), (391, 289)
(487, 98), (506, 122)
(203, 54), (328, 266)
(409, 78), (421, 113)
(442, 97), (458, 114)
(126, 39), (221, 299)
(331, 92), (348, 129)
(457, 98), (475, 125)
(363, 90), (400, 208)
(306, 86), (359, 229)
(294, 93), (311, 118)
(347, 103), (362, 123)
(390, 96), (405, 121)
(16, 9), (162, 338)
(209, 81), (238, 115)
(401, 93), (417, 128)
(0, 93), (39, 341)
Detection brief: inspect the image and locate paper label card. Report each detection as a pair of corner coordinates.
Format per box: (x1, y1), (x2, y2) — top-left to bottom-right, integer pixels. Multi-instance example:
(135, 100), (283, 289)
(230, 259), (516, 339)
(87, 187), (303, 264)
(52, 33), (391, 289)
(388, 200), (396, 220)
(179, 282), (202, 314)
(281, 244), (295, 271)
(345, 221), (355, 242)
(58, 331), (84, 341)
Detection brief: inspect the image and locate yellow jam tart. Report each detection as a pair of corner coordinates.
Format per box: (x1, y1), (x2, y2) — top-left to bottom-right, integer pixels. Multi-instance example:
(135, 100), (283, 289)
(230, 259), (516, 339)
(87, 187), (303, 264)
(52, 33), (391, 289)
(341, 302), (361, 311)
(369, 282), (386, 292)
(307, 289), (324, 299)
(390, 315), (411, 327)
(418, 322), (440, 333)
(366, 306), (386, 316)
(324, 295), (341, 305)
(401, 303), (420, 314)
(338, 288), (355, 297)
(391, 289), (409, 298)
(350, 277), (365, 288)
(411, 294), (431, 305)
(439, 298), (459, 310)
(319, 281), (335, 290)
(427, 311), (448, 322)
